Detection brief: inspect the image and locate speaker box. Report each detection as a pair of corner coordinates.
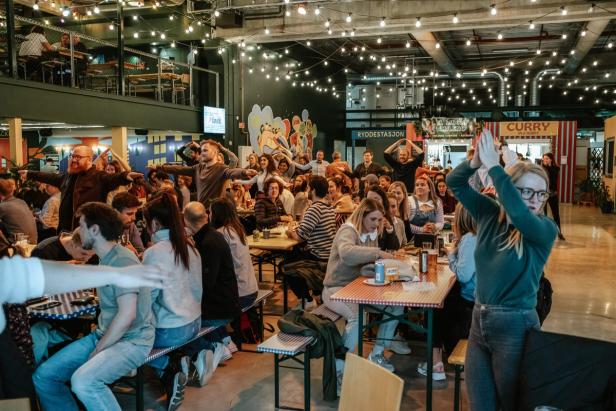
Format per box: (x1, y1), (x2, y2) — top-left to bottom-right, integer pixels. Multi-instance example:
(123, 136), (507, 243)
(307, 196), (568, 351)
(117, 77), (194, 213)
(215, 11), (243, 28)
(39, 128), (53, 137)
(135, 129), (148, 135)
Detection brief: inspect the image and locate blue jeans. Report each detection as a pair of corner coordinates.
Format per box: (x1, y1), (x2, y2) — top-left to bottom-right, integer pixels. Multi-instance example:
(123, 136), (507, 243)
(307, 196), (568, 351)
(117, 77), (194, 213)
(466, 304), (540, 411)
(184, 318), (231, 358)
(148, 318), (200, 374)
(33, 331), (151, 411)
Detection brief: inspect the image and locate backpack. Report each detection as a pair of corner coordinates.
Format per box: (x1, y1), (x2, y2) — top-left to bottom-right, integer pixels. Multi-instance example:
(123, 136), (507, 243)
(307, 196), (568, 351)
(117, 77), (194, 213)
(536, 273), (553, 325)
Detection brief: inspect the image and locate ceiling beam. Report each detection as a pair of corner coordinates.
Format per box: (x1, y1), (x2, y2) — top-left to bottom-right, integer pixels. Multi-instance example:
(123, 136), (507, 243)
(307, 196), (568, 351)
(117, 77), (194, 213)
(563, 18), (611, 75)
(411, 30), (457, 76)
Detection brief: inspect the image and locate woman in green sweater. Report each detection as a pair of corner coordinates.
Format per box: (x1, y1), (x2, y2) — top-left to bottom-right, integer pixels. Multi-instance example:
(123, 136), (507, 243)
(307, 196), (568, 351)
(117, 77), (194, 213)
(322, 199), (401, 388)
(446, 130), (558, 411)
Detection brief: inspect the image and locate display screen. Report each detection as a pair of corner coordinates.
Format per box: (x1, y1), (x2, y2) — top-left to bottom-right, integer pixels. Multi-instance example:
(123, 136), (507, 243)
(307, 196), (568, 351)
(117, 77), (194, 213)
(203, 106), (225, 134)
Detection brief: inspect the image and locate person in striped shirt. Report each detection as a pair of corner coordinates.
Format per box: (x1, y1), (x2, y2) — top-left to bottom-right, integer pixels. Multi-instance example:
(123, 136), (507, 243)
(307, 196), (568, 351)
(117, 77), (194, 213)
(286, 175), (337, 309)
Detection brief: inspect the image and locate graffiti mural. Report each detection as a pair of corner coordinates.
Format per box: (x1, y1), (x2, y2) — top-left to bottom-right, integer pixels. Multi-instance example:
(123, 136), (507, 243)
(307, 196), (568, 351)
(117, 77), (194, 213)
(247, 105), (317, 159)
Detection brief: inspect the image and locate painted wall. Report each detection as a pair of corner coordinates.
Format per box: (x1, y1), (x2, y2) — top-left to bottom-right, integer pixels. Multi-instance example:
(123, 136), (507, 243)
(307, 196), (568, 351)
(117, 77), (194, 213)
(242, 70), (345, 157)
(485, 121), (578, 203)
(0, 139), (28, 169)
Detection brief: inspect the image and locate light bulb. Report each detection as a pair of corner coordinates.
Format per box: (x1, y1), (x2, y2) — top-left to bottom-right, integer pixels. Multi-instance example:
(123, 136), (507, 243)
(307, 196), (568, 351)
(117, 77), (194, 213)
(160, 33), (166, 39)
(346, 13), (352, 23)
(562, 33), (567, 39)
(406, 41), (411, 48)
(285, 9), (291, 17)
(466, 39), (471, 46)
(351, 29), (355, 36)
(32, 2), (39, 10)
(108, 23), (114, 30)
(452, 13), (459, 24)
(132, 15), (138, 21)
(380, 17), (386, 27)
(415, 17), (421, 28)
(93, 6), (100, 13)
(264, 27), (270, 34)
(529, 21), (535, 29)
(297, 5), (306, 15)
(133, 32), (139, 38)
(490, 4), (497, 15)
(327, 28), (332, 35)
(151, 30), (156, 36)
(581, 30), (587, 37)
(214, 9), (220, 17)
(561, 6), (567, 15)
(377, 37), (382, 44)
(86, 9), (92, 16)
(314, 6), (320, 15)
(325, 19), (330, 28)
(497, 32), (503, 40)
(306, 40), (311, 46)
(62, 7), (70, 16)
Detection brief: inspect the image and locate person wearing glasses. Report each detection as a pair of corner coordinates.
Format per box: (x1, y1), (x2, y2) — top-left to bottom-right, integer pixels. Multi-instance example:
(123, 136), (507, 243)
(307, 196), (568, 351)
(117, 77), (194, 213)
(446, 130), (557, 410)
(19, 145), (142, 233)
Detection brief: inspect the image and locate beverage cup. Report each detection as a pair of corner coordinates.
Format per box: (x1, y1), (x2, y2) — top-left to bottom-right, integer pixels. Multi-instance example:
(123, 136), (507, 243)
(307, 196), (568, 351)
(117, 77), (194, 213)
(427, 250), (438, 283)
(263, 228), (271, 239)
(422, 241), (433, 250)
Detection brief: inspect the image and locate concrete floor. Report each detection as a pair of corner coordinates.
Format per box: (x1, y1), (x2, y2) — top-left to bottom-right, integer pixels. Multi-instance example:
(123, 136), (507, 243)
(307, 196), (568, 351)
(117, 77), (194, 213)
(119, 204), (616, 411)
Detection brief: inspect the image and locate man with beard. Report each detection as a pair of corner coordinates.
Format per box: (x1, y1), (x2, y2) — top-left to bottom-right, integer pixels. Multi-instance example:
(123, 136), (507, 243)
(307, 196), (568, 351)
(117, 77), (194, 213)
(19, 145), (142, 233)
(111, 192), (145, 256)
(33, 202), (154, 411)
(384, 139), (425, 192)
(151, 140), (257, 207)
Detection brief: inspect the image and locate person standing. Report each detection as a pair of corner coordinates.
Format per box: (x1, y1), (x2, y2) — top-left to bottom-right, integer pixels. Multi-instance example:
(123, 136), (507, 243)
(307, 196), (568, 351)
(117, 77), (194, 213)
(295, 150), (330, 176)
(153, 140), (257, 207)
(542, 153), (565, 240)
(447, 130), (557, 410)
(0, 179), (37, 244)
(19, 145), (140, 233)
(383, 139), (425, 192)
(352, 149), (383, 191)
(33, 202), (155, 411)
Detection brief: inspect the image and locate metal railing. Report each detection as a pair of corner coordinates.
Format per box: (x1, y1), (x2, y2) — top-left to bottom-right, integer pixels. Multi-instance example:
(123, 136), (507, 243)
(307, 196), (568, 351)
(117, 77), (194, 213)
(1, 14), (219, 107)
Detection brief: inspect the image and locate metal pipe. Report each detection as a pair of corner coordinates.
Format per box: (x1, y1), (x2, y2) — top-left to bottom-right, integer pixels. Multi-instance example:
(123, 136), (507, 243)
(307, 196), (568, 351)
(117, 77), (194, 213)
(531, 68), (560, 106)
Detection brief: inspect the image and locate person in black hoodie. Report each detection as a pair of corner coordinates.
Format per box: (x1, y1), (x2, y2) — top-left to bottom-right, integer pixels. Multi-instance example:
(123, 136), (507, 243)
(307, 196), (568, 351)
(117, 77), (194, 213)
(180, 201), (240, 388)
(542, 153), (565, 240)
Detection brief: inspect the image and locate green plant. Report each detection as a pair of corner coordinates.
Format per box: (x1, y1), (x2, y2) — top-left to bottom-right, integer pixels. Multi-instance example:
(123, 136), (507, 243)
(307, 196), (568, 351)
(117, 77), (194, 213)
(595, 181), (613, 210)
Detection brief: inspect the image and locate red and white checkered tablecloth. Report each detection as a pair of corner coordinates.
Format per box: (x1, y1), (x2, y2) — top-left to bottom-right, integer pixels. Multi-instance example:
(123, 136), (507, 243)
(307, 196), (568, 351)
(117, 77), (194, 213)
(27, 291), (98, 320)
(330, 267), (456, 308)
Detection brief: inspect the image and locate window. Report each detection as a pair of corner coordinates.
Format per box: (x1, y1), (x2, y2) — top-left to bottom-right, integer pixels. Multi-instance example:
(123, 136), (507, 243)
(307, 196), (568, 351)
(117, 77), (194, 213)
(605, 138), (614, 177)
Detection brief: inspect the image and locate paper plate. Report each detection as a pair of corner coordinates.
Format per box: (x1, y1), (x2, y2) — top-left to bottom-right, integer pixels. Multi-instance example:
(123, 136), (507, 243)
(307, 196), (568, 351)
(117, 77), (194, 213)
(363, 278), (391, 286)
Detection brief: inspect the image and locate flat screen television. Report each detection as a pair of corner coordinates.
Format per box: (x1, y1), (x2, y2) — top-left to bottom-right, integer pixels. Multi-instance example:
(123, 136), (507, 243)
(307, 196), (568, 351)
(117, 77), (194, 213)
(203, 106), (225, 134)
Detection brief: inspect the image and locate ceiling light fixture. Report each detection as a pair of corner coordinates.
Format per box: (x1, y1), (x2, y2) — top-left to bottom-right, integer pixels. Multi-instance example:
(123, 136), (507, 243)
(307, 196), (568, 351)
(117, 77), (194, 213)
(466, 39), (471, 46)
(415, 17), (421, 28)
(497, 32), (503, 40)
(435, 41), (440, 48)
(297, 4), (307, 15)
(529, 20), (535, 29)
(490, 4), (497, 15)
(380, 17), (386, 27)
(264, 27), (270, 34)
(325, 19), (330, 28)
(452, 13), (459, 24)
(560, 6), (567, 15)
(314, 5), (320, 15)
(346, 13), (352, 23)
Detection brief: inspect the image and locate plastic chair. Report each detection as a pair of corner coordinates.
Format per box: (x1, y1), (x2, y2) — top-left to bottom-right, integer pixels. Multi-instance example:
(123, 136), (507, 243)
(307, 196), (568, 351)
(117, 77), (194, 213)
(339, 353), (404, 411)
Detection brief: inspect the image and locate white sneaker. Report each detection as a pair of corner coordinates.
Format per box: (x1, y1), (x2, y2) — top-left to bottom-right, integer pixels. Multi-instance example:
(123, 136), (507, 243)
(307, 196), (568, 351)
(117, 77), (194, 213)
(220, 345), (233, 362)
(185, 350), (214, 387)
(368, 352), (395, 372)
(417, 361), (446, 381)
(389, 334), (412, 355)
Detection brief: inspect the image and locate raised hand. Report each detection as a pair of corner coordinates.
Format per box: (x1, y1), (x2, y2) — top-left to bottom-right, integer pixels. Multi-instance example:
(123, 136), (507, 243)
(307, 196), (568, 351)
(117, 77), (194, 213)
(477, 130), (500, 169)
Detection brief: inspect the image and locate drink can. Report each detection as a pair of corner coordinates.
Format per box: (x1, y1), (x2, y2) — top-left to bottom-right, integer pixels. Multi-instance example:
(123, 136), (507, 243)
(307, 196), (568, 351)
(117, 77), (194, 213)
(374, 261), (385, 284)
(420, 251), (429, 276)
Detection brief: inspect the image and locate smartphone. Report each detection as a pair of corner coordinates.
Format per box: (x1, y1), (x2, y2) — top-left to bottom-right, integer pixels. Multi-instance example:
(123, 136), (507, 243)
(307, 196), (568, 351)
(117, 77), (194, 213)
(31, 300), (62, 310)
(70, 296), (95, 306)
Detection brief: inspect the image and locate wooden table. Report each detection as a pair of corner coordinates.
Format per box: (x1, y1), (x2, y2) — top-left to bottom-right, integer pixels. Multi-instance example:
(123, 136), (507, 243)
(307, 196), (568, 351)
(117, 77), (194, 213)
(248, 227), (301, 312)
(27, 291), (98, 320)
(331, 266), (456, 411)
(126, 72), (181, 81)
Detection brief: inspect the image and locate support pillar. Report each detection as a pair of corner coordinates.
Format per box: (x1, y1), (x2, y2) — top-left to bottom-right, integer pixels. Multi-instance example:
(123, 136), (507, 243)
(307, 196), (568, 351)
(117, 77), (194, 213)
(5, 0), (17, 78)
(111, 127), (128, 162)
(8, 118), (24, 166)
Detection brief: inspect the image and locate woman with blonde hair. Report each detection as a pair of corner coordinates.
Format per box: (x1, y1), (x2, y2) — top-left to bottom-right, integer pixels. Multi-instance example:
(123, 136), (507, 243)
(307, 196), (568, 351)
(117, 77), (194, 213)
(408, 174), (444, 236)
(322, 199), (402, 389)
(388, 181), (411, 239)
(446, 130), (557, 410)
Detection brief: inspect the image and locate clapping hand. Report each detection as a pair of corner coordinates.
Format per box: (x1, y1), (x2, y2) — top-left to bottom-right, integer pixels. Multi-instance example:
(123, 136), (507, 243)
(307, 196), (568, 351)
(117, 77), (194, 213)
(477, 129), (500, 169)
(244, 169), (258, 177)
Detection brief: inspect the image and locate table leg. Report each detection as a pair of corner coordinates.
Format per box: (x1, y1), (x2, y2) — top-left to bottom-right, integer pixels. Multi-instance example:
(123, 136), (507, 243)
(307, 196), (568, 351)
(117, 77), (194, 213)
(426, 308), (433, 411)
(357, 304), (364, 357)
(283, 274), (288, 314)
(274, 354), (280, 408)
(304, 346), (311, 411)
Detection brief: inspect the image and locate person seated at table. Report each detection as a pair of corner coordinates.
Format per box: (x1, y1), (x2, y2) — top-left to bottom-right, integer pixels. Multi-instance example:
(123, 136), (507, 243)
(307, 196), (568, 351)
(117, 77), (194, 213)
(418, 202), (477, 381)
(378, 175), (392, 192)
(364, 185), (400, 251)
(291, 176), (310, 221)
(71, 35), (89, 86)
(326, 151), (353, 187)
(322, 199), (401, 385)
(33, 202), (155, 411)
(285, 176), (337, 309)
(254, 178), (293, 229)
(181, 201), (241, 386)
(209, 198), (259, 310)
(273, 154), (295, 182)
(30, 228), (95, 365)
(35, 183), (60, 241)
(141, 192), (202, 410)
(387, 181), (411, 238)
(328, 177), (354, 213)
(386, 193), (407, 246)
(230, 182), (251, 210)
(18, 26), (54, 80)
(51, 33), (70, 50)
(436, 179), (457, 214)
(408, 175), (444, 238)
(111, 192), (145, 256)
(0, 178), (38, 244)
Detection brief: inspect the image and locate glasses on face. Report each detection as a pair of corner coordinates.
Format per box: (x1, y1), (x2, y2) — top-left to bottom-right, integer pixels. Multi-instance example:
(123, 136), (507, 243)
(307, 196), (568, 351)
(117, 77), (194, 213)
(69, 154), (89, 161)
(516, 187), (549, 202)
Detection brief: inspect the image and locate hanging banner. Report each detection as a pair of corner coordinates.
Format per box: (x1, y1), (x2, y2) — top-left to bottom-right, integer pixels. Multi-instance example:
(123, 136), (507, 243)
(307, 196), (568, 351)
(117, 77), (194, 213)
(500, 121), (559, 137)
(421, 117), (477, 138)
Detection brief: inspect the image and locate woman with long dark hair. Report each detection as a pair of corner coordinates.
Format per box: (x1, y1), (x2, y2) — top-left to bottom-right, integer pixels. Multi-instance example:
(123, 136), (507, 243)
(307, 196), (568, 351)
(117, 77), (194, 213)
(142, 192), (202, 410)
(235, 153), (285, 193)
(209, 198), (259, 309)
(447, 130), (557, 410)
(542, 152), (565, 240)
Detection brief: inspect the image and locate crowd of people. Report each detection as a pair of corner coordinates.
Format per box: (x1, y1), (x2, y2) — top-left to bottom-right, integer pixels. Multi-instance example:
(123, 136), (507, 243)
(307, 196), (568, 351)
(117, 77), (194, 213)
(0, 132), (564, 410)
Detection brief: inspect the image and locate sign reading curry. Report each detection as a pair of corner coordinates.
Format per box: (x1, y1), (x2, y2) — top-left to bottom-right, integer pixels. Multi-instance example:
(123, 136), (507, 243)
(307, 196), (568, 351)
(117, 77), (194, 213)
(500, 121), (559, 137)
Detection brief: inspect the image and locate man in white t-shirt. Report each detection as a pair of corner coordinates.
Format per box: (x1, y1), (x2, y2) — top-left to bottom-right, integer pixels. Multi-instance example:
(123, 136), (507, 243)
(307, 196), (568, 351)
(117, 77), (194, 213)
(18, 26), (53, 57)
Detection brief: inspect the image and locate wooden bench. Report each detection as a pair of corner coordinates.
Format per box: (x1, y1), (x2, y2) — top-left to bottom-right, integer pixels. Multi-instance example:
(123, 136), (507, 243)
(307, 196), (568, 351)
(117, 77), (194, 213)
(257, 305), (341, 410)
(238, 289), (273, 351)
(134, 325), (222, 410)
(448, 339), (468, 411)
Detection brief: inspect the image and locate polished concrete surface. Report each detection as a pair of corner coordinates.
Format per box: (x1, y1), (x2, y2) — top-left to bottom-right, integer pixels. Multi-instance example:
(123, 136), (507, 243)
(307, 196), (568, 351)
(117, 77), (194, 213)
(119, 204), (615, 410)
